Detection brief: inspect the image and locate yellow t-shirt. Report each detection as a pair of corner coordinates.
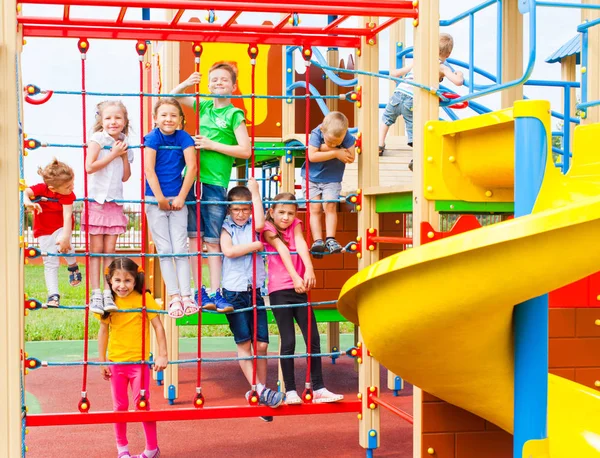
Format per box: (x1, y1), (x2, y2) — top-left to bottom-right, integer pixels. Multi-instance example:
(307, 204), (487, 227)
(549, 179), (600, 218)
(99, 291), (162, 362)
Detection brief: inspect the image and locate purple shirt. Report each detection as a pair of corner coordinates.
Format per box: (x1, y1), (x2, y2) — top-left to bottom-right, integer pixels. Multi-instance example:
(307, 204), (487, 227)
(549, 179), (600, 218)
(261, 218), (305, 294)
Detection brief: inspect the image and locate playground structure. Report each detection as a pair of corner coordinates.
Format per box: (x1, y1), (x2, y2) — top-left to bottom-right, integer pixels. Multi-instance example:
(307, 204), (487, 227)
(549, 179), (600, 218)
(3, 1), (600, 458)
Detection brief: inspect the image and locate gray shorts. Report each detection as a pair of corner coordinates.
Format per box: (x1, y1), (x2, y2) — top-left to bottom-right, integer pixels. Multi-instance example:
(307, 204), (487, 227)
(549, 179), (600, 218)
(301, 180), (342, 205)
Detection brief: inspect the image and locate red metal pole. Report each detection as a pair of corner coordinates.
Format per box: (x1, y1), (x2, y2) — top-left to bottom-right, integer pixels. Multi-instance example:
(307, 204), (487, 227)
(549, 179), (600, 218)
(370, 396), (414, 425)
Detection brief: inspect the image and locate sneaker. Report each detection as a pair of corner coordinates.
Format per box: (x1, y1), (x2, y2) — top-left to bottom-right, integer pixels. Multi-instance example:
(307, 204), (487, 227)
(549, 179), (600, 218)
(89, 290), (104, 315)
(214, 289), (234, 313)
(200, 286), (216, 311)
(378, 145), (385, 157)
(313, 388), (344, 404)
(325, 238), (343, 254)
(103, 292), (118, 312)
(259, 388), (284, 408)
(285, 390), (302, 405)
(246, 390), (275, 422)
(310, 240), (326, 259)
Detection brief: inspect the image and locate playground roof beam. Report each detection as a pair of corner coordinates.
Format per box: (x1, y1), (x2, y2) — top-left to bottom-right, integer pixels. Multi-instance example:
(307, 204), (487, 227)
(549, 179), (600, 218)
(26, 401), (363, 426)
(19, 16), (382, 38)
(19, 0), (419, 18)
(21, 25), (362, 47)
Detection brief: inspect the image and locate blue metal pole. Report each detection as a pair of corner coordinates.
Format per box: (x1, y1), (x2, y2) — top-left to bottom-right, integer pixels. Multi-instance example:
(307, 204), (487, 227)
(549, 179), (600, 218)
(582, 31), (588, 114)
(513, 105), (549, 456)
(497, 0), (503, 84)
(142, 8), (150, 20)
(563, 87), (571, 173)
(469, 13), (475, 94)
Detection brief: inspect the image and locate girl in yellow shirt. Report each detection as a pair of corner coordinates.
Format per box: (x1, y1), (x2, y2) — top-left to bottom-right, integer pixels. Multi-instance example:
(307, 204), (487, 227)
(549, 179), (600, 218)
(98, 257), (167, 458)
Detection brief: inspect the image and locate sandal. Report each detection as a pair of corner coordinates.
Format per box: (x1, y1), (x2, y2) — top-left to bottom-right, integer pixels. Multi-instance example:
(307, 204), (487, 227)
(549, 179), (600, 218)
(67, 265), (82, 287)
(46, 293), (60, 308)
(182, 296), (199, 316)
(167, 297), (184, 319)
(378, 145), (385, 157)
(131, 449), (160, 458)
(118, 453), (131, 458)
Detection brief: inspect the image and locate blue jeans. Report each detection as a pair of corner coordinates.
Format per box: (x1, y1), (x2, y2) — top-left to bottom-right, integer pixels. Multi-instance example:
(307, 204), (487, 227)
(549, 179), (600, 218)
(189, 183), (227, 244)
(382, 92), (413, 143)
(223, 288), (270, 345)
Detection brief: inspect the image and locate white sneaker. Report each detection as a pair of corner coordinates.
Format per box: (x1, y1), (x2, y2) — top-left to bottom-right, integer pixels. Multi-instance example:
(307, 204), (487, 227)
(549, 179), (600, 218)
(89, 291), (104, 315)
(285, 390), (302, 405)
(103, 292), (118, 312)
(313, 388), (344, 404)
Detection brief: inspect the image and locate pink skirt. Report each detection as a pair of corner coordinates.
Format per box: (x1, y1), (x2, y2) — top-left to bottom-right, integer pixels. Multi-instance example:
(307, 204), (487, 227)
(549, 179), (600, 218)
(82, 201), (128, 235)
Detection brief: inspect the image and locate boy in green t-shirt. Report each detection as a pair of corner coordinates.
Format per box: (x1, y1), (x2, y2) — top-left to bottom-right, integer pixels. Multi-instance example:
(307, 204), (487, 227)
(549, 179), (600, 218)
(171, 63), (251, 311)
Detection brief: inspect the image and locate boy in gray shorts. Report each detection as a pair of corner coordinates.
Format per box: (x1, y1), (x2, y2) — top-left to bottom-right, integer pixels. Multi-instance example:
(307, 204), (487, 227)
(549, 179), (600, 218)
(300, 111), (356, 258)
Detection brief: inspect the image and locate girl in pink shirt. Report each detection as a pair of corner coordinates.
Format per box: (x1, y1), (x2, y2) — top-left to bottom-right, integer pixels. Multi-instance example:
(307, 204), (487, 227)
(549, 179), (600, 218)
(262, 192), (343, 405)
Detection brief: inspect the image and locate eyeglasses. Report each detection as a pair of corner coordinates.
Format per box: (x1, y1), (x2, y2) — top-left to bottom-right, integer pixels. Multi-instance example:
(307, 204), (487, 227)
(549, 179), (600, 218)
(230, 207), (252, 215)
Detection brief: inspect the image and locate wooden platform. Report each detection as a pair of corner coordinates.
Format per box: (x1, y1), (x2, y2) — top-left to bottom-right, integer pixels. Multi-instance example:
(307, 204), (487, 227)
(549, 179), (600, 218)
(342, 140), (413, 194)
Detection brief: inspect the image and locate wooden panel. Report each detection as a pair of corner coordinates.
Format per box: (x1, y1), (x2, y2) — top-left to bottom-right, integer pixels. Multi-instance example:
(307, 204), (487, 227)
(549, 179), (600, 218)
(576, 308), (600, 337)
(455, 431), (512, 458)
(549, 338), (600, 367)
(549, 368), (576, 382)
(548, 308), (575, 337)
(422, 433), (455, 458)
(575, 368), (600, 391)
(422, 402), (486, 433)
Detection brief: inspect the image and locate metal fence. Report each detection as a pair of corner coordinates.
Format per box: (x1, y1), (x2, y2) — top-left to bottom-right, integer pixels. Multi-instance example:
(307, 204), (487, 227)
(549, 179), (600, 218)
(23, 206), (142, 250)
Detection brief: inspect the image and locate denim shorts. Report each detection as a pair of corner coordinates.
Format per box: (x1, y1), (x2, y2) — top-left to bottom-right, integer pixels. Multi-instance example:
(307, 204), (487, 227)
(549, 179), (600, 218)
(187, 183), (227, 243)
(186, 186), (199, 238)
(301, 180), (342, 203)
(223, 288), (270, 344)
(382, 91), (414, 143)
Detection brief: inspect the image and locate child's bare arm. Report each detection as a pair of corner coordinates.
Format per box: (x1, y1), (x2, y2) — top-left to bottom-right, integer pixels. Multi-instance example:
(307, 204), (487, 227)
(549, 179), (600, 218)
(143, 147), (170, 210)
(170, 72), (201, 109)
(23, 188), (42, 214)
(150, 316), (169, 371)
(98, 321), (111, 380)
(440, 64), (464, 86)
(57, 204), (73, 253)
(194, 122), (251, 159)
(293, 225), (316, 290)
(86, 141), (127, 174)
(248, 177), (265, 231)
(171, 146), (197, 211)
(390, 63), (413, 79)
(221, 230), (263, 258)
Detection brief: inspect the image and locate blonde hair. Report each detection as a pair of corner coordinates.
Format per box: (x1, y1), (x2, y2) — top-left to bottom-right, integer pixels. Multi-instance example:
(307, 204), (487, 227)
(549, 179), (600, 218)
(320, 111), (349, 139)
(439, 33), (454, 59)
(153, 97), (186, 129)
(37, 158), (74, 188)
(92, 100), (130, 136)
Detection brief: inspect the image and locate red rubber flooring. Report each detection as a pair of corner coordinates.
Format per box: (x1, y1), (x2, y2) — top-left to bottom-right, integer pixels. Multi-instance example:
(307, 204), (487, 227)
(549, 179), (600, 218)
(25, 354), (413, 457)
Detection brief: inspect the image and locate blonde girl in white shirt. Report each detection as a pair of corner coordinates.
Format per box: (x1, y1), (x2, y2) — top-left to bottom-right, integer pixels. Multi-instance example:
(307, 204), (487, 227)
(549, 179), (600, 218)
(85, 100), (134, 315)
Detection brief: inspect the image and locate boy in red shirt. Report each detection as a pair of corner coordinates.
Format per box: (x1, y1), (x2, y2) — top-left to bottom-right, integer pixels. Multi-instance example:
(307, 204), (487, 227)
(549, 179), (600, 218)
(23, 159), (81, 307)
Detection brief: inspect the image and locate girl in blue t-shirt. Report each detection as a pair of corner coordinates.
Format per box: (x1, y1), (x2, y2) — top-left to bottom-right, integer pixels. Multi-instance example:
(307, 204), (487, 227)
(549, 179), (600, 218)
(144, 98), (199, 318)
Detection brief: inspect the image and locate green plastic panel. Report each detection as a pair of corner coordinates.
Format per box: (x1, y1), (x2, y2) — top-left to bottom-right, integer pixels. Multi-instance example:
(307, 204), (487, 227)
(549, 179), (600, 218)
(435, 200), (514, 213)
(177, 307), (347, 326)
(374, 191), (413, 213)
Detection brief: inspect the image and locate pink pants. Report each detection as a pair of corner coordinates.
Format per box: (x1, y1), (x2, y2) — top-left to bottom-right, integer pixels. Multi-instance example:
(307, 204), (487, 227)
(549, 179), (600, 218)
(110, 364), (157, 450)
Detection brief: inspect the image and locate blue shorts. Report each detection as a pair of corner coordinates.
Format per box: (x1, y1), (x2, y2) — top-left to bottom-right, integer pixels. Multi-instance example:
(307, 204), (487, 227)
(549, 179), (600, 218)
(186, 186), (199, 238)
(187, 183), (227, 243)
(382, 91), (414, 143)
(223, 288), (270, 345)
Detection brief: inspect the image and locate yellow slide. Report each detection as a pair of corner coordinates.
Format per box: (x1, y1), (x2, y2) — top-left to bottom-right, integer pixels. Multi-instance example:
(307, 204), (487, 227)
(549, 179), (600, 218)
(337, 101), (600, 457)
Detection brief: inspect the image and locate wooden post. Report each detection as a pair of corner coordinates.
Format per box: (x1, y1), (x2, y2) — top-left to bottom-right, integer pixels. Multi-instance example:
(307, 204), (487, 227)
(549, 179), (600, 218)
(582, 0), (600, 124)
(412, 0), (440, 456)
(389, 20), (406, 137)
(159, 37), (181, 400)
(500, 0), (524, 108)
(0, 1), (24, 456)
(280, 42), (296, 194)
(561, 55), (577, 153)
(356, 16), (381, 452)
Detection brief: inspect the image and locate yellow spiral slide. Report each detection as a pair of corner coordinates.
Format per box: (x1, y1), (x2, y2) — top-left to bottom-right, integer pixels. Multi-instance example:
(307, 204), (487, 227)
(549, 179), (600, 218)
(337, 101), (600, 457)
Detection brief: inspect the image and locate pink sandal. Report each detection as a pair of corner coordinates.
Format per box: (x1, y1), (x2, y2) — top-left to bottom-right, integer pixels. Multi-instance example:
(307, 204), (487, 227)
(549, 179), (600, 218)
(182, 296), (199, 316)
(117, 452), (131, 458)
(167, 297), (184, 319)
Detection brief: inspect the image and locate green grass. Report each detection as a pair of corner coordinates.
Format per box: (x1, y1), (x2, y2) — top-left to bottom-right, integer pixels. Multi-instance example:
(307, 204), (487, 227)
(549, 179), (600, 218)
(24, 264), (354, 341)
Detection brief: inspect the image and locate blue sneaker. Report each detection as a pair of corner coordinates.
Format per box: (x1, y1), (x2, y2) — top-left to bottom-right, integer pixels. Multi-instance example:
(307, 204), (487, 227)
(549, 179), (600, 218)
(214, 289), (234, 313)
(200, 286), (216, 311)
(259, 388), (284, 408)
